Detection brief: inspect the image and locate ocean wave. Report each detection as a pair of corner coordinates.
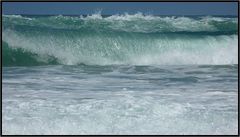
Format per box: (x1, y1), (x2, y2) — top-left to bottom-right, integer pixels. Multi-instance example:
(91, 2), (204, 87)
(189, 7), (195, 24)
(3, 13), (237, 33)
(2, 27), (238, 66)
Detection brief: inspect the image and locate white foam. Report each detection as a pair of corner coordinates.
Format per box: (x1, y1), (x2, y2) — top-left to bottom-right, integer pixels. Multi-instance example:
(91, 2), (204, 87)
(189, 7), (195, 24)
(2, 64), (238, 135)
(2, 88), (237, 135)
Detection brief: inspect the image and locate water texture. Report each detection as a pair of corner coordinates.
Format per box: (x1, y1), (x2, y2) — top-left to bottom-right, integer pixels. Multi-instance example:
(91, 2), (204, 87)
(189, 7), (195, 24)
(2, 13), (238, 135)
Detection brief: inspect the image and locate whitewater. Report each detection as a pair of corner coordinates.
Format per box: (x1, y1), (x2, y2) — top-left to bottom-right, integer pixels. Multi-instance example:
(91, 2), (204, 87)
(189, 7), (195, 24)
(2, 13), (238, 66)
(2, 13), (238, 135)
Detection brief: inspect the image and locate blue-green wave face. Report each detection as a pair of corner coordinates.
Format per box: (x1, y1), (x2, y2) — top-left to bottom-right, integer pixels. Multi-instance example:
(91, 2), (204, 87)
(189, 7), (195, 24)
(2, 13), (238, 66)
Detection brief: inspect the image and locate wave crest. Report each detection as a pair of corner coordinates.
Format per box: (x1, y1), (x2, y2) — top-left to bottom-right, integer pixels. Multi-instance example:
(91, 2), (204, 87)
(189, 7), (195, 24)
(3, 13), (237, 33)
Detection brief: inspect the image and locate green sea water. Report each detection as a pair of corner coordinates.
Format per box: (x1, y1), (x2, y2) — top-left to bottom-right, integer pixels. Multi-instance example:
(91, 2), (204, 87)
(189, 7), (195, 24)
(2, 14), (238, 66)
(2, 13), (238, 135)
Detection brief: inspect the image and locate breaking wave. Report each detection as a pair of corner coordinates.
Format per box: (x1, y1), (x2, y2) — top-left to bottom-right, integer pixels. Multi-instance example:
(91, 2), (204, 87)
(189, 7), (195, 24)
(2, 13), (238, 66)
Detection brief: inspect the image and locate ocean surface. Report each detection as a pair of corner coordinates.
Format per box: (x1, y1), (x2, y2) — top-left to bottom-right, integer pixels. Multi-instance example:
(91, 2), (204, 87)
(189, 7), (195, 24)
(2, 13), (238, 135)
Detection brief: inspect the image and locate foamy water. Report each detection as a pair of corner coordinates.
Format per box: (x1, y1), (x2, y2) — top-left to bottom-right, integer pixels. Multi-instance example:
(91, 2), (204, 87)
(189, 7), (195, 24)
(2, 14), (238, 135)
(2, 65), (238, 135)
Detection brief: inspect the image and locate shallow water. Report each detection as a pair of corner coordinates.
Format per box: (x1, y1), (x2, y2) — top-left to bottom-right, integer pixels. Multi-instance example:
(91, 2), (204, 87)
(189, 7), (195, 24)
(2, 65), (238, 135)
(2, 14), (238, 135)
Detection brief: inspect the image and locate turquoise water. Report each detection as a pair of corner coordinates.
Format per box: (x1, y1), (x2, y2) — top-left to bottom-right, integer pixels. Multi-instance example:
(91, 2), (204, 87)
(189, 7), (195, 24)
(2, 14), (238, 135)
(2, 14), (238, 66)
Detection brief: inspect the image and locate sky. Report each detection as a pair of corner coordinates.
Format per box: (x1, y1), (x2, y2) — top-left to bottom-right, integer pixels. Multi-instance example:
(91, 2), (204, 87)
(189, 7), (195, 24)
(2, 2), (238, 16)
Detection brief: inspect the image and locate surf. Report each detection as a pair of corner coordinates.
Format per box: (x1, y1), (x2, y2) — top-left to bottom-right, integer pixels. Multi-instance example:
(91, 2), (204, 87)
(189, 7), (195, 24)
(2, 13), (238, 66)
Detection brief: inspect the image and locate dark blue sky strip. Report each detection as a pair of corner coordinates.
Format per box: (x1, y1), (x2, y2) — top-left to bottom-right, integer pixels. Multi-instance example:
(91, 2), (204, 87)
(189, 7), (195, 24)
(2, 2), (238, 15)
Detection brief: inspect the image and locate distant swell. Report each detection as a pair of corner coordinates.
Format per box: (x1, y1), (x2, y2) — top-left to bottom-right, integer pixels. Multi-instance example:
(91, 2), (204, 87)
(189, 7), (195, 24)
(2, 14), (238, 66)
